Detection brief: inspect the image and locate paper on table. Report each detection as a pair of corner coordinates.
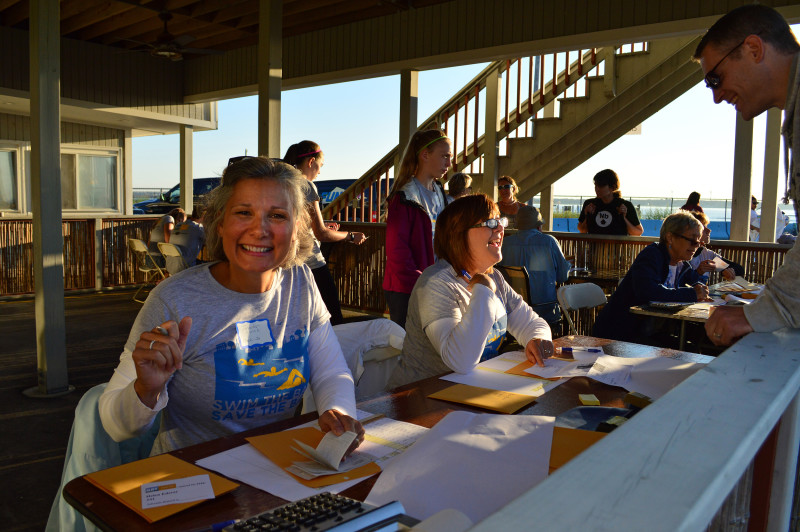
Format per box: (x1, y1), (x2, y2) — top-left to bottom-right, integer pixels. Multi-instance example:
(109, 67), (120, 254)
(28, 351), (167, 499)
(441, 352), (569, 396)
(712, 256), (730, 271)
(587, 357), (632, 388)
(523, 358), (594, 379)
(428, 384), (536, 413)
(289, 431), (375, 479)
(365, 411), (555, 523)
(585, 355), (706, 400)
(141, 474), (214, 509)
(195, 415), (429, 502)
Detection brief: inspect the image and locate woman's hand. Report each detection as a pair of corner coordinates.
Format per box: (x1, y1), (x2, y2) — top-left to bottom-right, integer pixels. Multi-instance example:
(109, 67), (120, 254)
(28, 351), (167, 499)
(466, 272), (496, 293)
(349, 232), (367, 245)
(584, 203), (596, 216)
(132, 317), (192, 408)
(693, 283), (711, 302)
(696, 259), (716, 274)
(526, 338), (554, 367)
(722, 267), (736, 281)
(319, 409), (365, 458)
(617, 203), (628, 216)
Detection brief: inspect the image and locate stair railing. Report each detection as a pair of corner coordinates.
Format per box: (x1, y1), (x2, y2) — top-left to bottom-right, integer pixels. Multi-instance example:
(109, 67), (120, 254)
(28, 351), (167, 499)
(323, 44), (648, 222)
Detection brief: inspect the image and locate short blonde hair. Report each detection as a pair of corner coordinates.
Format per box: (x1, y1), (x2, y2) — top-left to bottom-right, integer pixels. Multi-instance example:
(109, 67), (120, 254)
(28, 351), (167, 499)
(660, 210), (703, 245)
(204, 157), (313, 268)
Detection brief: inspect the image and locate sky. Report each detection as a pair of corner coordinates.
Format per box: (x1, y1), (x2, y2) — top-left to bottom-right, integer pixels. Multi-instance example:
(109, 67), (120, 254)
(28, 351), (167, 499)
(131, 54), (780, 205)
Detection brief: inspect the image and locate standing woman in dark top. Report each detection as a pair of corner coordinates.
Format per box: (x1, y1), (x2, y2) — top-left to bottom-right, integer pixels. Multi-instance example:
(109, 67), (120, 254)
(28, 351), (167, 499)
(284, 141), (366, 325)
(577, 169), (644, 236)
(681, 191), (704, 213)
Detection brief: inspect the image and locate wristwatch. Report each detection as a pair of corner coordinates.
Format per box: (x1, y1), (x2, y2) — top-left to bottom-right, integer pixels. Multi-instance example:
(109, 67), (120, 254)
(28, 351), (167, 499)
(347, 232), (354, 242)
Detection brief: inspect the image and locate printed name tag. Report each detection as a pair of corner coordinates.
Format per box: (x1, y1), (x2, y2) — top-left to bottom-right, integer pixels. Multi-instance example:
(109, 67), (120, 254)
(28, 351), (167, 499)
(236, 319), (274, 348)
(141, 474), (214, 509)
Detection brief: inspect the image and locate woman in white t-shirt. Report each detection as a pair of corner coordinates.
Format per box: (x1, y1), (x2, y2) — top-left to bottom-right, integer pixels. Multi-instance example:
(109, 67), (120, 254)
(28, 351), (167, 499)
(389, 194), (553, 387)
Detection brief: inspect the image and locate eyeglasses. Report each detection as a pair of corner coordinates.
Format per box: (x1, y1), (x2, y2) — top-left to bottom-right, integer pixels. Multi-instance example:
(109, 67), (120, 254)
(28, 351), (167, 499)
(672, 232), (702, 247)
(498, 184), (514, 190)
(472, 217), (508, 229)
(704, 39), (746, 89)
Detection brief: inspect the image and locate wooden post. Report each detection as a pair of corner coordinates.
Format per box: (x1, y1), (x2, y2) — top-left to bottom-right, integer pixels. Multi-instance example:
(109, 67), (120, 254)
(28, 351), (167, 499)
(730, 113), (754, 242)
(123, 130), (133, 215)
(481, 64), (502, 200)
(258, 0), (282, 158)
(397, 70), (419, 170)
(759, 108), (782, 243)
(540, 185), (554, 231)
(180, 125), (193, 214)
(26, 0), (73, 397)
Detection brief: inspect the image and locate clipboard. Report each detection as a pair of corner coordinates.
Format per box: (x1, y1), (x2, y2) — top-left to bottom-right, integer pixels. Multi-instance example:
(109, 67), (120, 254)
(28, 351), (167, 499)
(246, 427), (381, 488)
(84, 453), (239, 523)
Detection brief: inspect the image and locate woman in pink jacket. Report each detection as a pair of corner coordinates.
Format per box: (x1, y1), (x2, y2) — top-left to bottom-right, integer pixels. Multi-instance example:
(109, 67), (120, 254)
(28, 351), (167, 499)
(383, 129), (451, 327)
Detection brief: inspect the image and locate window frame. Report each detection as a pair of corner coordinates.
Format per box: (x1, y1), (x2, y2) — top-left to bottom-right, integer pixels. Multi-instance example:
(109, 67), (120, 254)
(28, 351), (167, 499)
(59, 146), (122, 214)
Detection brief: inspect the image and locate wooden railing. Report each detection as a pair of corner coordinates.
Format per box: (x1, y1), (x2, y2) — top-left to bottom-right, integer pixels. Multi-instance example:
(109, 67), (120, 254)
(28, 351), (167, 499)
(0, 216), (158, 296)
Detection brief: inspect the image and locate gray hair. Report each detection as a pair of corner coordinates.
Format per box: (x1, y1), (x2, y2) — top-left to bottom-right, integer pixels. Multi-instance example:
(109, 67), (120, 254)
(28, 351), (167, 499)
(203, 157), (313, 268)
(660, 210), (703, 245)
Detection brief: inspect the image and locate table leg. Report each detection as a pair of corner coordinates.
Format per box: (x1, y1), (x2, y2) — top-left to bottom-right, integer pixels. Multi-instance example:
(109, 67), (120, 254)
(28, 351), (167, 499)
(679, 322), (686, 350)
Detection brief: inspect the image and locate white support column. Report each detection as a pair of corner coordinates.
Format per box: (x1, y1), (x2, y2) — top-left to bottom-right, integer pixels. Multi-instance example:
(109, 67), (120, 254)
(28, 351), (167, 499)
(123, 130), (133, 215)
(760, 108), (782, 243)
(540, 185), (554, 231)
(26, 0), (72, 397)
(180, 125), (193, 214)
(730, 113), (754, 242)
(481, 64), (502, 200)
(397, 69), (419, 170)
(767, 392), (800, 531)
(258, 0), (281, 158)
(94, 217), (103, 290)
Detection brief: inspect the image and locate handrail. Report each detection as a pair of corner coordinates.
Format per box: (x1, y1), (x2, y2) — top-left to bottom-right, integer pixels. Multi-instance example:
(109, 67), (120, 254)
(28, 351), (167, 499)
(322, 44), (628, 220)
(473, 329), (800, 530)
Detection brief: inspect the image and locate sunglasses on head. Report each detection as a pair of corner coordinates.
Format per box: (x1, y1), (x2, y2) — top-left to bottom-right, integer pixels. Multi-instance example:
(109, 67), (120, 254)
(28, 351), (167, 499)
(704, 38), (748, 90)
(472, 217), (509, 229)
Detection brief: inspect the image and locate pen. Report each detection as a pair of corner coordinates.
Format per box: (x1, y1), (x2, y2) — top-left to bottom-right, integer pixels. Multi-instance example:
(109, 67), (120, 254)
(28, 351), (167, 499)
(460, 269), (472, 280)
(577, 364), (594, 369)
(154, 326), (169, 336)
(211, 519), (237, 531)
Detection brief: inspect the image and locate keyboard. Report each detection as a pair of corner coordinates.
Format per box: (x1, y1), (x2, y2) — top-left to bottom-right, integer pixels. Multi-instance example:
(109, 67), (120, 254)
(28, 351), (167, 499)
(222, 491), (417, 531)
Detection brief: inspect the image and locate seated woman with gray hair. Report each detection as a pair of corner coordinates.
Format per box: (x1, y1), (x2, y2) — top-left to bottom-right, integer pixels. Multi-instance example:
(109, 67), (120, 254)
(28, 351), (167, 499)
(388, 194), (553, 388)
(592, 211), (710, 344)
(100, 156), (363, 456)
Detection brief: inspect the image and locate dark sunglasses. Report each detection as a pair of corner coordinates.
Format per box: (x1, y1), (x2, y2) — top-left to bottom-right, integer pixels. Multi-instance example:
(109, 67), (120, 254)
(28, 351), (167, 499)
(472, 217), (508, 229)
(672, 232), (702, 247)
(498, 184), (514, 190)
(704, 39), (747, 90)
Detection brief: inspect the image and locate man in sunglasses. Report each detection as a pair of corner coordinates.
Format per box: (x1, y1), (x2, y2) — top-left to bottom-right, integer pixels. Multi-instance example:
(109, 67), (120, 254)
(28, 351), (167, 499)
(694, 4), (800, 345)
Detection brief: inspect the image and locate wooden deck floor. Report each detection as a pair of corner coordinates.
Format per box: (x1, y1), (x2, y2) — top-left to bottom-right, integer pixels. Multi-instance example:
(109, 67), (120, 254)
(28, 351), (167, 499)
(1, 290), (144, 532)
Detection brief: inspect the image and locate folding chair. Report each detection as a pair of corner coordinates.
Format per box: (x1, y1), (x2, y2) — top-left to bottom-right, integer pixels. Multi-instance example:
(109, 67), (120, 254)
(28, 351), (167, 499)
(495, 265), (532, 306)
(157, 242), (189, 276)
(557, 282), (607, 335)
(128, 238), (166, 303)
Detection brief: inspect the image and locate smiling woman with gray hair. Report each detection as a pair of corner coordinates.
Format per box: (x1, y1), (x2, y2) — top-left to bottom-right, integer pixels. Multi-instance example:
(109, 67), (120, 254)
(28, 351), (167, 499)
(99, 156), (364, 456)
(592, 211), (710, 344)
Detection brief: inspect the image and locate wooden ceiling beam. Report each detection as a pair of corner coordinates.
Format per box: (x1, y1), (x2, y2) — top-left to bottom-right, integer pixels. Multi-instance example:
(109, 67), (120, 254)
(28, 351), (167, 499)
(283, 0), (349, 17)
(62, 2), (138, 35)
(75, 7), (154, 42)
(1, 0), (30, 27)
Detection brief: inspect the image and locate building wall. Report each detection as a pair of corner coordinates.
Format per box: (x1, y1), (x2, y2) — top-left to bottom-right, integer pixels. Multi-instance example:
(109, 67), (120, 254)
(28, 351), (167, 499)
(0, 112), (124, 147)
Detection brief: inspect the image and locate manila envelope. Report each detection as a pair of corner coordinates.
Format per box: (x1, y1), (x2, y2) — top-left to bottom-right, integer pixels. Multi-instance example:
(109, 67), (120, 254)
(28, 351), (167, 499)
(247, 427), (381, 488)
(548, 427), (606, 474)
(428, 383), (536, 414)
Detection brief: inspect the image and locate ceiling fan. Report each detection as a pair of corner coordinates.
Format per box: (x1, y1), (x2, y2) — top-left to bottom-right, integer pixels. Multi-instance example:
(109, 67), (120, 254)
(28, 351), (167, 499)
(127, 11), (221, 62)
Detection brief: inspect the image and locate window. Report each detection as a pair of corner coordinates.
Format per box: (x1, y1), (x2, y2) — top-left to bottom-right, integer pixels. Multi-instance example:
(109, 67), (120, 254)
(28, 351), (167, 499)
(0, 150), (18, 210)
(60, 151), (118, 210)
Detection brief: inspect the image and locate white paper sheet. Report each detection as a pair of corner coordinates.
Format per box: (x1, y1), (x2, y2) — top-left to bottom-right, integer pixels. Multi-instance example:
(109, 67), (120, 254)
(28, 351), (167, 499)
(195, 415), (429, 502)
(586, 355), (705, 399)
(712, 256), (730, 271)
(365, 411), (555, 523)
(523, 357), (594, 379)
(440, 351), (569, 396)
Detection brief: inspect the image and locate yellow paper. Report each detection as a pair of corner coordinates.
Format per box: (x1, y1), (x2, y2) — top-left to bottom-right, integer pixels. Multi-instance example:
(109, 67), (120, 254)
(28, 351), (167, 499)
(246, 427), (381, 488)
(428, 384), (536, 414)
(505, 360), (561, 381)
(85, 453), (238, 523)
(549, 427), (606, 474)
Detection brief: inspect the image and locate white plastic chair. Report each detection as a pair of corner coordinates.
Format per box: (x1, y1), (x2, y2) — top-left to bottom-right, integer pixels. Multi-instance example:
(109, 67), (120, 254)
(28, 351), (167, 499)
(158, 242), (189, 276)
(557, 283), (607, 335)
(128, 238), (166, 303)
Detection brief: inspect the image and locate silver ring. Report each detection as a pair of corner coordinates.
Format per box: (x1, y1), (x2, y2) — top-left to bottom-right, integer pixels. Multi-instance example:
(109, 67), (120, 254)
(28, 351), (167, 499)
(714, 333), (722, 338)
(149, 339), (157, 350)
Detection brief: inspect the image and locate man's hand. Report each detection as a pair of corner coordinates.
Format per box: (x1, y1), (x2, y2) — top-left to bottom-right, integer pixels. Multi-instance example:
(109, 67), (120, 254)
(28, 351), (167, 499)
(697, 260), (716, 274)
(705, 306), (754, 346)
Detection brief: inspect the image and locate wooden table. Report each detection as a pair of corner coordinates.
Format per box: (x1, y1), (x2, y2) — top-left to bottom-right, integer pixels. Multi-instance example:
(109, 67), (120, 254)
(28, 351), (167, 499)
(63, 336), (710, 532)
(629, 303), (715, 350)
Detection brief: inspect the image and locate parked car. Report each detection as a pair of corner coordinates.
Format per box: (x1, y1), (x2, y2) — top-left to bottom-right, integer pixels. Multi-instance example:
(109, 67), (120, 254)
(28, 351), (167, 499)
(134, 177), (221, 215)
